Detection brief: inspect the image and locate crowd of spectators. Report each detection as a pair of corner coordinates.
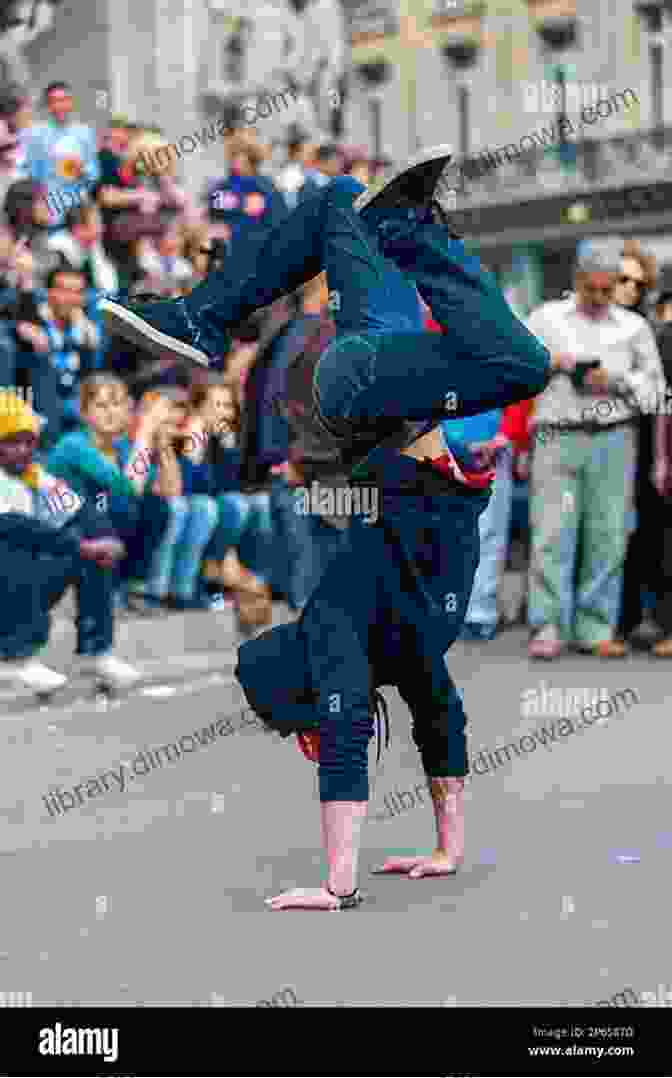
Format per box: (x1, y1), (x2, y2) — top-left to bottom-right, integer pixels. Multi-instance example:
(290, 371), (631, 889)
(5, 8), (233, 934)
(1, 73), (671, 695)
(0, 76), (392, 693)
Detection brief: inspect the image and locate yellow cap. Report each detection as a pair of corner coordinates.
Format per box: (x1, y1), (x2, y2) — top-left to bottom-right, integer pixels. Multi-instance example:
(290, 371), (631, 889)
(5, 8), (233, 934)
(0, 390), (40, 442)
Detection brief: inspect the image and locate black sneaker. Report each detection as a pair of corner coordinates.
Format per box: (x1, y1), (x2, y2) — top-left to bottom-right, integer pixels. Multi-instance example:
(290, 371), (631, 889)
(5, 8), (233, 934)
(99, 291), (229, 368)
(354, 143), (454, 218)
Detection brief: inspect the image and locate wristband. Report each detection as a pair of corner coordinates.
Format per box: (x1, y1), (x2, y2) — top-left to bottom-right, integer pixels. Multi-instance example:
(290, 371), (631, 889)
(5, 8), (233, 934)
(326, 885), (362, 910)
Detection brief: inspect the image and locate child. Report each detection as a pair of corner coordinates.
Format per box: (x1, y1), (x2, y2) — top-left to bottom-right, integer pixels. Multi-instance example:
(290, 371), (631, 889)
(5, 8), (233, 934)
(130, 373), (219, 610)
(181, 379), (273, 627)
(46, 373), (172, 613)
(0, 390), (140, 693)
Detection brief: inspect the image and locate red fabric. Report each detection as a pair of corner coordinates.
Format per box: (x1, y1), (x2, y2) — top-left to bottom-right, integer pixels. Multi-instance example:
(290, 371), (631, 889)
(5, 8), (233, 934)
(296, 731), (320, 762)
(429, 452), (495, 490)
(500, 399), (535, 453)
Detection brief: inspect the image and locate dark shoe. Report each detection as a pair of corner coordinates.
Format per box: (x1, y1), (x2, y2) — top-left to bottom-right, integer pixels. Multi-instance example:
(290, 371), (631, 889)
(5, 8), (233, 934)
(354, 144), (454, 218)
(628, 617), (663, 650)
(170, 595), (218, 611)
(576, 639), (630, 658)
(99, 291), (230, 367)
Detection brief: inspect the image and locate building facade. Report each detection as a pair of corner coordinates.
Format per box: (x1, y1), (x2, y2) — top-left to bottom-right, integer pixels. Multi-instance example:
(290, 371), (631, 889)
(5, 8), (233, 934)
(13, 0), (672, 301)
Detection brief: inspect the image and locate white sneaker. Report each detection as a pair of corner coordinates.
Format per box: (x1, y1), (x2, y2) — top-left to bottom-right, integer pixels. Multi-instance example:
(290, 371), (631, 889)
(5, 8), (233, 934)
(80, 653), (142, 690)
(0, 659), (68, 694)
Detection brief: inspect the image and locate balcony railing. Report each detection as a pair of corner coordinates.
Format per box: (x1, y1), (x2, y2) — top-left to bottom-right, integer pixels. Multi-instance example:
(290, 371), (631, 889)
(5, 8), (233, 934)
(447, 126), (672, 209)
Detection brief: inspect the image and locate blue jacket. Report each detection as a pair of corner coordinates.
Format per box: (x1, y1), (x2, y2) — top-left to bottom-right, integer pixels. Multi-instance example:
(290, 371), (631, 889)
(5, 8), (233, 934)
(207, 172), (287, 257)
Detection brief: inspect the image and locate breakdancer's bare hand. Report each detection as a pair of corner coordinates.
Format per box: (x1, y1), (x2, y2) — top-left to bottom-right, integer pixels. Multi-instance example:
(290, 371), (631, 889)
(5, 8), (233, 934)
(265, 886), (341, 911)
(372, 851), (460, 878)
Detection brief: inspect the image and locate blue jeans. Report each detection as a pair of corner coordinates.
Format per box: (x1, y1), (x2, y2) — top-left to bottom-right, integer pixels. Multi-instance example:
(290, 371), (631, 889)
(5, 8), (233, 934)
(185, 176), (550, 426)
(463, 446), (513, 636)
(0, 536), (113, 659)
(207, 490), (273, 582)
(145, 495), (218, 600)
(107, 492), (171, 585)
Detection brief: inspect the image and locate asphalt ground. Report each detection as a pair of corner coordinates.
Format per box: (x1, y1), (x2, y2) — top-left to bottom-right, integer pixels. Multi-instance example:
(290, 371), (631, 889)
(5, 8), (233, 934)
(0, 622), (669, 1011)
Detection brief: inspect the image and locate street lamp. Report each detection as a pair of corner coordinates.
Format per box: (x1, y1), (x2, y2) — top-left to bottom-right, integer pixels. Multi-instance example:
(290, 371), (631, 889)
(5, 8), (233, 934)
(633, 0), (672, 131)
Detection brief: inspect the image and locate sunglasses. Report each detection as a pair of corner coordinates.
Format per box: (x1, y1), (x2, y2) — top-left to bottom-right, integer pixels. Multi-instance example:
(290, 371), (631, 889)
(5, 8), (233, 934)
(619, 275), (645, 291)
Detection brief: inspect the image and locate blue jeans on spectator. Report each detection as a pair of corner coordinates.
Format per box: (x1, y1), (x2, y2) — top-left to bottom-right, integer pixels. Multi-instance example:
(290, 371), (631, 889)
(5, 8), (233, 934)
(144, 495), (218, 600)
(462, 447), (513, 639)
(0, 538), (113, 659)
(269, 477), (315, 609)
(106, 492), (171, 588)
(268, 478), (350, 609)
(207, 490), (273, 582)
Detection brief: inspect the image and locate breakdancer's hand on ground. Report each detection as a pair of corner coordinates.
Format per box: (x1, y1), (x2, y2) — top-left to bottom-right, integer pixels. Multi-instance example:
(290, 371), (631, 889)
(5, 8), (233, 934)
(372, 851), (460, 878)
(265, 886), (342, 911)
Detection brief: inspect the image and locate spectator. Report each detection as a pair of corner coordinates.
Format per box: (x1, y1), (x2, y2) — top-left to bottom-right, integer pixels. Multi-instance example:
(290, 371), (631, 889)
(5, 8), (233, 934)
(612, 240), (665, 652)
(182, 379), (273, 625)
(133, 130), (201, 227)
(128, 371), (219, 611)
(4, 177), (62, 287)
(641, 289), (672, 656)
(275, 128), (317, 211)
(46, 374), (172, 615)
(299, 142), (343, 201)
(15, 263), (100, 449)
(341, 146), (370, 187)
(47, 200), (119, 295)
(182, 223), (214, 285)
(131, 221), (194, 298)
(525, 246), (668, 659)
(245, 274), (352, 609)
(94, 123), (165, 282)
(24, 80), (100, 228)
(0, 389), (140, 693)
(206, 134), (287, 264)
(0, 82), (32, 195)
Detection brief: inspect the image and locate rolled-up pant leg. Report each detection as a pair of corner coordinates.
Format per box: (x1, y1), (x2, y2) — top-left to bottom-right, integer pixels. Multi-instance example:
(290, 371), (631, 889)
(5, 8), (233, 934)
(300, 516), (379, 802)
(384, 487), (485, 778)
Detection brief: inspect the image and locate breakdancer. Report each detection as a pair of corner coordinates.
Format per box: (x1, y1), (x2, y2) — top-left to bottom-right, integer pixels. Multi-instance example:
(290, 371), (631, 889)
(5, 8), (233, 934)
(101, 147), (552, 911)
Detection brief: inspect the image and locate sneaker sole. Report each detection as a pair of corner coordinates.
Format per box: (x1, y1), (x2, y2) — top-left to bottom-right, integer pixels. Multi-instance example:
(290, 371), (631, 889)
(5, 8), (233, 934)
(98, 299), (210, 367)
(354, 143), (453, 215)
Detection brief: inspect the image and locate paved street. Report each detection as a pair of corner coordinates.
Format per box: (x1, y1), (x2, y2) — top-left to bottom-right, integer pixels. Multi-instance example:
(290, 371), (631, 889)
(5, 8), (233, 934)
(0, 615), (669, 1009)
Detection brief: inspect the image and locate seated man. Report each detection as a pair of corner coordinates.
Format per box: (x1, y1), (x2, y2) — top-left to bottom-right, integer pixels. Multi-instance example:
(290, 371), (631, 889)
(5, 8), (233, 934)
(0, 390), (140, 693)
(15, 263), (101, 449)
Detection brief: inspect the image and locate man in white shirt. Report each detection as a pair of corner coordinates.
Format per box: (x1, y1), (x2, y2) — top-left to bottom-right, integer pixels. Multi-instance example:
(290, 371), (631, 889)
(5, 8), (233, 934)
(525, 246), (669, 659)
